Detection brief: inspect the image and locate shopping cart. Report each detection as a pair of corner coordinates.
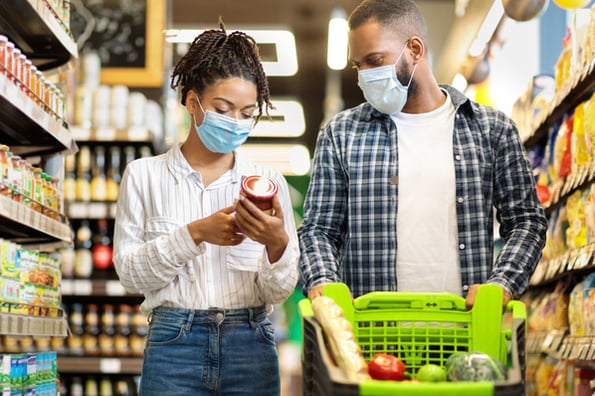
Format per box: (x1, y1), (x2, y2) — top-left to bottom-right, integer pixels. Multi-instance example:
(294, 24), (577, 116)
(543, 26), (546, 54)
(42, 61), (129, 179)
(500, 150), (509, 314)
(299, 283), (526, 396)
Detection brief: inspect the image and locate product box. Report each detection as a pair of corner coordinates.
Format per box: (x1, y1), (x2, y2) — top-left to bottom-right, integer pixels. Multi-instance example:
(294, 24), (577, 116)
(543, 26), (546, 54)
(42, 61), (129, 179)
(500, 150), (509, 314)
(0, 240), (20, 281)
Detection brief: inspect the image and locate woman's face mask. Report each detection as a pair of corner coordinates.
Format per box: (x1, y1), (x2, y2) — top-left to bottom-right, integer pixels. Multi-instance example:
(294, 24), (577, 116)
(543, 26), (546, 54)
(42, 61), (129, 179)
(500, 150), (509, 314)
(357, 41), (417, 114)
(192, 95), (253, 154)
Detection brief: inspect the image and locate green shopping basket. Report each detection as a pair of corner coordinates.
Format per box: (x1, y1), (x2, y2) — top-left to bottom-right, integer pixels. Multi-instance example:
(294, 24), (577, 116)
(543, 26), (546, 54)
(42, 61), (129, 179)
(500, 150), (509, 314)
(299, 283), (526, 396)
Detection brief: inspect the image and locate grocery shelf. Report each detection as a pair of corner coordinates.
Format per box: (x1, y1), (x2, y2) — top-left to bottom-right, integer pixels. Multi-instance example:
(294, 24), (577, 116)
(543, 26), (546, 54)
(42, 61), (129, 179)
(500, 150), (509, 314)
(0, 312), (67, 337)
(0, 0), (77, 71)
(61, 279), (142, 298)
(0, 193), (72, 247)
(71, 126), (155, 143)
(57, 357), (143, 375)
(65, 201), (118, 220)
(529, 242), (594, 287)
(0, 72), (77, 157)
(523, 60), (595, 148)
(527, 330), (595, 363)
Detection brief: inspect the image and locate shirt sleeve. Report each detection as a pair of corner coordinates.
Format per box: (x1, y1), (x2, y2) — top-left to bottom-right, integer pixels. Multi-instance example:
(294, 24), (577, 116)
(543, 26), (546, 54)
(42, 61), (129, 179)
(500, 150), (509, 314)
(490, 112), (548, 297)
(256, 173), (300, 305)
(112, 163), (204, 294)
(298, 123), (347, 294)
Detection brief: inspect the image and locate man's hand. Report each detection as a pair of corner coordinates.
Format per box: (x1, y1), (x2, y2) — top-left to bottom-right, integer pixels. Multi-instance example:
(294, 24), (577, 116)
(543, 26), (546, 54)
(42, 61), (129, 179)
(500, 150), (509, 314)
(465, 284), (512, 311)
(307, 284), (326, 300)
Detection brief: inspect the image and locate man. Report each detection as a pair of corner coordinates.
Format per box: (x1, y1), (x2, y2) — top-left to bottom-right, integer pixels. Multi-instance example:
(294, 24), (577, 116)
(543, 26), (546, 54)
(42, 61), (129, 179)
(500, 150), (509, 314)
(298, 0), (547, 309)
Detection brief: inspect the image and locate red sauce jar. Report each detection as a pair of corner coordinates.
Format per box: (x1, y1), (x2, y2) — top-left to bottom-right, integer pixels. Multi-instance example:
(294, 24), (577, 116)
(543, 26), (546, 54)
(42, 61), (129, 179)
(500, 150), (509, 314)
(240, 175), (278, 214)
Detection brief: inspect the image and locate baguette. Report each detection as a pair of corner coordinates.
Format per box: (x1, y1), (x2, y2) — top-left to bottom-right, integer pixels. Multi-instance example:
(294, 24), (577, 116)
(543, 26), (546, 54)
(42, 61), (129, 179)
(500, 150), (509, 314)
(312, 296), (371, 382)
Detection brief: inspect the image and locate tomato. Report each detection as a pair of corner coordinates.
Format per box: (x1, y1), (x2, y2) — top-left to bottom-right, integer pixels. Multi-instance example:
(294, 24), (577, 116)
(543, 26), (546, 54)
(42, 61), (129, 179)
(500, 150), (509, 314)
(368, 353), (406, 381)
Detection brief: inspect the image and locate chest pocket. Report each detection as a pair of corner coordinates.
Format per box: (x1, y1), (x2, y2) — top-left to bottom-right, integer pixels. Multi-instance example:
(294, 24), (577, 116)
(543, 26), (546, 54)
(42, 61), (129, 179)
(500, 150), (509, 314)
(226, 238), (263, 272)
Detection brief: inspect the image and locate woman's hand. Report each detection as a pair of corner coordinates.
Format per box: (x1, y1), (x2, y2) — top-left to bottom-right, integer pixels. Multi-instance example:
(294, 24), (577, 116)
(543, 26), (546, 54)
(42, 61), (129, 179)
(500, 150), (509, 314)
(187, 205), (246, 246)
(234, 194), (289, 262)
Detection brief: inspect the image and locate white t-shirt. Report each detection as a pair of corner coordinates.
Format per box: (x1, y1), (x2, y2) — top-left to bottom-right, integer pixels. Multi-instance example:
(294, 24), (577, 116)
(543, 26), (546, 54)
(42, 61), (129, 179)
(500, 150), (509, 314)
(391, 91), (462, 295)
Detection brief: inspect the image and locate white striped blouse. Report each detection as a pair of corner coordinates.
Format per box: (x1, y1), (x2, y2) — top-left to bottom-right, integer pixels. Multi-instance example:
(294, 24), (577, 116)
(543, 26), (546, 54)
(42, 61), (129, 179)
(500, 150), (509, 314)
(113, 144), (300, 314)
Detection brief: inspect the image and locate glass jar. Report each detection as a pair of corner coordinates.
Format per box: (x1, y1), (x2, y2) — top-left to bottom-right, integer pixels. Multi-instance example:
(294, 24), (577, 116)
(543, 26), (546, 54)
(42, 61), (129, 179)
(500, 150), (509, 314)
(0, 35), (7, 75)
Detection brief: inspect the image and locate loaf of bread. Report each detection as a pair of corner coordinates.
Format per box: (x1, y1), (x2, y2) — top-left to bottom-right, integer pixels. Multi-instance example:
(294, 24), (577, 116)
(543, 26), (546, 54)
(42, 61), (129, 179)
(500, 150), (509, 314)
(312, 296), (370, 382)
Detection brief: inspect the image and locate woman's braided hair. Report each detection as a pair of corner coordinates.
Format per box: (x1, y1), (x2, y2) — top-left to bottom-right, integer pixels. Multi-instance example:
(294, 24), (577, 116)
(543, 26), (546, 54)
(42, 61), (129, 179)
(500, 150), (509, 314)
(170, 19), (272, 120)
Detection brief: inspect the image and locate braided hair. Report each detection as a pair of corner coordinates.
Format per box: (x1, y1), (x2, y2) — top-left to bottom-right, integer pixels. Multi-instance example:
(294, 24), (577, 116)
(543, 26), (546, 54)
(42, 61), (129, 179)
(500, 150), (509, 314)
(170, 19), (272, 120)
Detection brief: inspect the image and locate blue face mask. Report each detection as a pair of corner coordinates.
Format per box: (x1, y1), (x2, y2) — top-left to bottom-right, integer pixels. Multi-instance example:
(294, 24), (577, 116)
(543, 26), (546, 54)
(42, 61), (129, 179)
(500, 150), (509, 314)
(357, 41), (417, 114)
(193, 97), (253, 154)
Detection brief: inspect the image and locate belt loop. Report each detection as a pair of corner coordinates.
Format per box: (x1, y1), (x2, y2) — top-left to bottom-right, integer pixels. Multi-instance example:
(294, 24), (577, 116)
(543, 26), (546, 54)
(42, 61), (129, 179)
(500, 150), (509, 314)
(248, 308), (257, 329)
(184, 310), (194, 332)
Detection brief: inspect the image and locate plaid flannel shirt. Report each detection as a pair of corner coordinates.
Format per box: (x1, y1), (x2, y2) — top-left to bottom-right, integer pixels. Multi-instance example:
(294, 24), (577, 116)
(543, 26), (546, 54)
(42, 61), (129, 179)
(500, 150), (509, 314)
(298, 85), (547, 299)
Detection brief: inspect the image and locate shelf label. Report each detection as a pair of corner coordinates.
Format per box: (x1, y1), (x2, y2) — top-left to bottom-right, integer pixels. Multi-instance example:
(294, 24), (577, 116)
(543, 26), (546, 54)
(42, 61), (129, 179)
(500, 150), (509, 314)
(73, 280), (92, 295)
(100, 358), (122, 373)
(96, 127), (116, 141)
(61, 280), (73, 295)
(106, 281), (126, 296)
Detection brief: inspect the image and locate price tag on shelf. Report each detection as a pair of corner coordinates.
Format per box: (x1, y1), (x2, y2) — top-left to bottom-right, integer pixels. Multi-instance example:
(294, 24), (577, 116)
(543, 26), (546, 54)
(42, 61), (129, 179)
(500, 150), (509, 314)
(128, 126), (149, 141)
(96, 127), (116, 141)
(61, 280), (73, 295)
(100, 358), (122, 373)
(88, 202), (108, 219)
(106, 281), (126, 296)
(71, 126), (92, 141)
(73, 280), (92, 295)
(67, 202), (87, 218)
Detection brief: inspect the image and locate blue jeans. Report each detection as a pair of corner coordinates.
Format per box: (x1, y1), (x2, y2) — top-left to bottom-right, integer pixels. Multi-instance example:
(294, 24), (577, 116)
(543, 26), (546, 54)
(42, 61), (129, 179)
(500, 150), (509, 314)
(140, 306), (280, 395)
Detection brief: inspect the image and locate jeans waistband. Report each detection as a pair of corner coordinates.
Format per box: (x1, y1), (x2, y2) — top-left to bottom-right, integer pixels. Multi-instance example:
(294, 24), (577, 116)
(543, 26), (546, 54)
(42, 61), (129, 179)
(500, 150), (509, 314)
(150, 306), (268, 324)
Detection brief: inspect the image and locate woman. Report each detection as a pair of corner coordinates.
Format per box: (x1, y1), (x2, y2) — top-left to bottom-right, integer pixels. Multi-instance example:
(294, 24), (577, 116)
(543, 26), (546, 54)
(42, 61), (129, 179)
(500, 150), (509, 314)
(113, 21), (299, 395)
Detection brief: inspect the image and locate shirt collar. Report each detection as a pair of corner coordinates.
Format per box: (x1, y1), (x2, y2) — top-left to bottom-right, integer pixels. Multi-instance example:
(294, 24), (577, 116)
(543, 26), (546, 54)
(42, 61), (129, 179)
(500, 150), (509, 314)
(166, 144), (258, 184)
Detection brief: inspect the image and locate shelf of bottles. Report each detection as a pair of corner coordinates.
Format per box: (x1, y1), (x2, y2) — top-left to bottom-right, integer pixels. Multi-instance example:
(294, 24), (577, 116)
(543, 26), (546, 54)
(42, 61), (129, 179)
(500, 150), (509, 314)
(0, 0), (76, 71)
(0, 55), (75, 157)
(63, 144), (152, 220)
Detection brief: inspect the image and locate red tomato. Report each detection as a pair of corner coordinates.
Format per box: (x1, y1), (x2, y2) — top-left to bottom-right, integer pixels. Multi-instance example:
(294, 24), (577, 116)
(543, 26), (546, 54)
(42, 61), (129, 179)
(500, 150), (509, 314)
(368, 353), (406, 381)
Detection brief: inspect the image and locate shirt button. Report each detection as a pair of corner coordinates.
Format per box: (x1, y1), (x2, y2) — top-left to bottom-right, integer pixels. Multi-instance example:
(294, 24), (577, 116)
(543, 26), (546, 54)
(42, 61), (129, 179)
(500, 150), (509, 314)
(457, 197), (464, 203)
(462, 285), (469, 291)
(455, 155), (462, 161)
(459, 243), (465, 250)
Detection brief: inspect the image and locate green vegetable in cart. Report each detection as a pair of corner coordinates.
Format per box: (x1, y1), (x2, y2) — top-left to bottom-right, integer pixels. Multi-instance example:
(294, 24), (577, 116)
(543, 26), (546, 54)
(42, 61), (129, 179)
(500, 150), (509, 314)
(445, 351), (507, 382)
(368, 353), (406, 381)
(416, 364), (446, 382)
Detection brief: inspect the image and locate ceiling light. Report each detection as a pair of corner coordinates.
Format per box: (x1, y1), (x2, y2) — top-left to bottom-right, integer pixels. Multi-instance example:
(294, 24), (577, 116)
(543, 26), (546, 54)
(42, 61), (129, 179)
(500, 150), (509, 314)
(237, 144), (311, 176)
(468, 1), (505, 57)
(165, 29), (298, 76)
(253, 100), (306, 137)
(327, 8), (349, 70)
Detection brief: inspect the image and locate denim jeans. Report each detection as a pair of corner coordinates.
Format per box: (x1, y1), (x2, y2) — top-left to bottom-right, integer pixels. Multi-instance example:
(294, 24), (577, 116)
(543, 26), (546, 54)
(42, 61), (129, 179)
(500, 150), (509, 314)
(140, 306), (280, 395)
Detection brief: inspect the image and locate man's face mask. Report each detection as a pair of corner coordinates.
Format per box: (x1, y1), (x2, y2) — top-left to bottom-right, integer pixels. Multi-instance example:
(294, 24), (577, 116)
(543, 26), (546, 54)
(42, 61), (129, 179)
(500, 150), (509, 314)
(357, 41), (417, 114)
(192, 95), (253, 154)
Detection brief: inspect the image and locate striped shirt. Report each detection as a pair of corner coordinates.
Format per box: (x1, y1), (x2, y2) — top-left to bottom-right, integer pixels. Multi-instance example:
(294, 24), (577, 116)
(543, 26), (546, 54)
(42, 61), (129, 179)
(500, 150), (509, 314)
(113, 144), (299, 314)
(298, 85), (548, 299)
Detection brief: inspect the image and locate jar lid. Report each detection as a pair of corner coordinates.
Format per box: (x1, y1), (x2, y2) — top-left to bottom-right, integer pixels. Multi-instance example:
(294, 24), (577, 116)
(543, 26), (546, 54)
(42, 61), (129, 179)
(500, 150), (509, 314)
(241, 175), (278, 199)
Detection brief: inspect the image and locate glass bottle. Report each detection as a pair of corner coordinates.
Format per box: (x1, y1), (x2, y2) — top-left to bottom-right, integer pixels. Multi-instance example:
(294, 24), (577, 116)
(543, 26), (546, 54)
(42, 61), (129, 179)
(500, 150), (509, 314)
(83, 303), (100, 355)
(99, 377), (113, 396)
(99, 304), (116, 356)
(32, 167), (43, 211)
(74, 220), (93, 278)
(122, 145), (136, 175)
(84, 377), (98, 396)
(92, 218), (113, 272)
(67, 303), (85, 356)
(90, 146), (107, 201)
(8, 154), (22, 200)
(63, 153), (76, 202)
(105, 146), (121, 202)
(0, 145), (10, 195)
(75, 145), (91, 202)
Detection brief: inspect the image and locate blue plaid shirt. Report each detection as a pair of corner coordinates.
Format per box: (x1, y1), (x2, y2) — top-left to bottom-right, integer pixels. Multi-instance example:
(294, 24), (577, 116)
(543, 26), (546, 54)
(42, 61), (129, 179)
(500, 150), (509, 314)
(298, 85), (547, 299)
